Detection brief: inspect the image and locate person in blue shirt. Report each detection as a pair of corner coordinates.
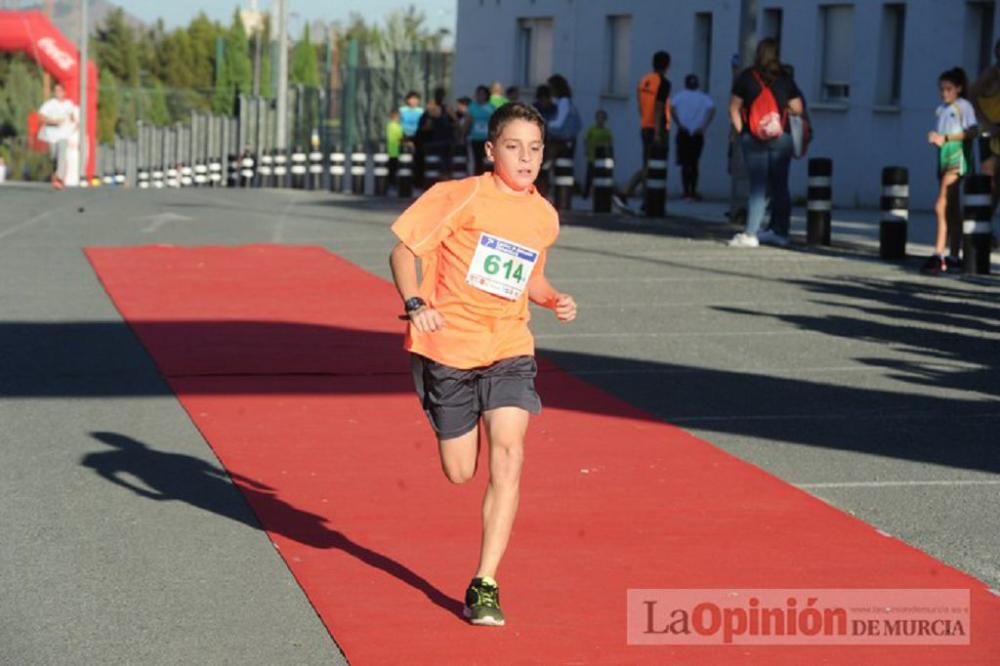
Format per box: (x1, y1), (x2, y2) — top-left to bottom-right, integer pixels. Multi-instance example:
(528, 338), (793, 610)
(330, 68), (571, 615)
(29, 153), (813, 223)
(467, 85), (495, 174)
(399, 91), (425, 140)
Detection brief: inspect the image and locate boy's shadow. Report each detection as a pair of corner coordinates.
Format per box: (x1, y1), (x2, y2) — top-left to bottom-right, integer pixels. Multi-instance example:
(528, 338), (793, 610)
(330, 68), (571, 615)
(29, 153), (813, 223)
(80, 431), (464, 619)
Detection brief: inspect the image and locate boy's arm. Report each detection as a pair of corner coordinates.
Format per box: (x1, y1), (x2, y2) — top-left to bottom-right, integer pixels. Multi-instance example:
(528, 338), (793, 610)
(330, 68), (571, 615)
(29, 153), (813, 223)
(389, 241), (446, 332)
(528, 271), (576, 322)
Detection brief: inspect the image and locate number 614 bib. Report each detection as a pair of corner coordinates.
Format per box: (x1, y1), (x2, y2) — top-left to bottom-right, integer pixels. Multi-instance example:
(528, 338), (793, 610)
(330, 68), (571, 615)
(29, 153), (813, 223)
(465, 232), (539, 300)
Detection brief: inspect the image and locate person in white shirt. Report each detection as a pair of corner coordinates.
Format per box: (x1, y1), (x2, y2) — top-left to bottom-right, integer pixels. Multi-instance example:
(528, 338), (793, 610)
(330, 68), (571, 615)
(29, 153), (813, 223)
(670, 74), (715, 200)
(37, 83), (78, 189)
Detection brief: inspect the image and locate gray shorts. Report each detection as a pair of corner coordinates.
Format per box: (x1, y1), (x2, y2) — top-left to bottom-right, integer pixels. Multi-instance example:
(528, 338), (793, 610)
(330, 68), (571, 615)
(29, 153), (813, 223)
(410, 354), (542, 440)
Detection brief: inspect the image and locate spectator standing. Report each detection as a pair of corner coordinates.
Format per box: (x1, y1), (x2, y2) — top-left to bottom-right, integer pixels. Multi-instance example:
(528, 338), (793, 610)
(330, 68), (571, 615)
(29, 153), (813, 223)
(489, 81), (509, 108)
(618, 51), (672, 208)
(546, 74), (580, 156)
(505, 86), (520, 104)
(454, 96), (472, 146)
(727, 39), (803, 248)
(468, 86), (495, 174)
(922, 68), (978, 274)
(386, 108), (404, 188)
(532, 85), (557, 124)
(583, 110), (614, 198)
(671, 74), (715, 200)
(37, 82), (78, 189)
(399, 91), (424, 140)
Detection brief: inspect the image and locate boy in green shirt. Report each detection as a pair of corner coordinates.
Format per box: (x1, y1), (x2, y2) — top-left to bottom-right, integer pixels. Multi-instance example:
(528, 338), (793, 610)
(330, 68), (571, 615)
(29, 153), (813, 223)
(583, 109), (614, 198)
(386, 108), (404, 188)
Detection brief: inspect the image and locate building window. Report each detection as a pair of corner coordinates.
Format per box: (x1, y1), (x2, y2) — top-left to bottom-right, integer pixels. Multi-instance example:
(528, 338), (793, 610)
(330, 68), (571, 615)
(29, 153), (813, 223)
(762, 8), (783, 49)
(516, 17), (554, 88)
(875, 4), (905, 106)
(604, 15), (632, 95)
(819, 5), (855, 102)
(965, 1), (996, 76)
(693, 12), (712, 92)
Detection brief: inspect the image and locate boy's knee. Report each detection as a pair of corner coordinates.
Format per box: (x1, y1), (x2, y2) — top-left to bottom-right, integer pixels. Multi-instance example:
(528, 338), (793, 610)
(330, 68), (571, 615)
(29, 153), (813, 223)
(442, 459), (476, 484)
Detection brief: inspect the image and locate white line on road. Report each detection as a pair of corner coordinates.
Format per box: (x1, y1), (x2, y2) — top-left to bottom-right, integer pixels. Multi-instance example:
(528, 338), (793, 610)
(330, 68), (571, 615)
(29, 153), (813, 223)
(797, 480), (1000, 489)
(0, 211), (51, 241)
(535, 329), (810, 339)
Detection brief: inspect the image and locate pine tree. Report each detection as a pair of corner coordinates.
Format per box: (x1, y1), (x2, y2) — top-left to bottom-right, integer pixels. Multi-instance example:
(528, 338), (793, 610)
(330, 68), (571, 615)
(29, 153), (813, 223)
(95, 8), (139, 87)
(97, 68), (119, 143)
(226, 10), (253, 97)
(291, 24), (319, 87)
(147, 81), (171, 126)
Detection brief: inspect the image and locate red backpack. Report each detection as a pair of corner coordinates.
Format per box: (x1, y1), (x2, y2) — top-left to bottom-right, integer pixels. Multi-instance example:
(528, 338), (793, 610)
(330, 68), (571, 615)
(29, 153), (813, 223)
(745, 70), (785, 141)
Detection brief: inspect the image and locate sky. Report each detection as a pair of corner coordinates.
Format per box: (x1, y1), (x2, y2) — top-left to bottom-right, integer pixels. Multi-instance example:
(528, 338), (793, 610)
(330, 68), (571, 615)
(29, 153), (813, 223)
(124, 0), (457, 35)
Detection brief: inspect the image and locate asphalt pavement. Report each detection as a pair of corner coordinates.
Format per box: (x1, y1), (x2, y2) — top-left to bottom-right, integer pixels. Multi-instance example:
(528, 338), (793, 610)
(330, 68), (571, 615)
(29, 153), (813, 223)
(1, 182), (998, 664)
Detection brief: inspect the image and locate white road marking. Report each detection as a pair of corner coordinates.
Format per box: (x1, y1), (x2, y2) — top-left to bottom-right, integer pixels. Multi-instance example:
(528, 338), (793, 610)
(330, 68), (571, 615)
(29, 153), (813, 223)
(140, 212), (193, 233)
(0, 211), (52, 240)
(798, 479), (1000, 489)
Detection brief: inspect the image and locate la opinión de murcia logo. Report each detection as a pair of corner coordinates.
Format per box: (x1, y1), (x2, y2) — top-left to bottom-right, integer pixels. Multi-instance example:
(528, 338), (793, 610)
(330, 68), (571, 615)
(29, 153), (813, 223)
(626, 589), (971, 646)
(38, 37), (75, 72)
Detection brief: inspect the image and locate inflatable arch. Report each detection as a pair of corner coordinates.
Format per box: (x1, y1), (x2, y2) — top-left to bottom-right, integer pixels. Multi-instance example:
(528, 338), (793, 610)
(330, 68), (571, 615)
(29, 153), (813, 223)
(0, 10), (98, 180)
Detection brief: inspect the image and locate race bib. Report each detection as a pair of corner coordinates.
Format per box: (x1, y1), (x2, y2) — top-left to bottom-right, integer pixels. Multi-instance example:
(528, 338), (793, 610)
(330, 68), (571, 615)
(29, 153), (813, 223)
(465, 232), (539, 300)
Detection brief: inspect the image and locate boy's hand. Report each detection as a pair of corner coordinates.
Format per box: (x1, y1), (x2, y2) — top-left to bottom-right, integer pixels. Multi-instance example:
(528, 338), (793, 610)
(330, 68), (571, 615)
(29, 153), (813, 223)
(553, 293), (577, 322)
(409, 306), (447, 333)
(928, 131), (945, 146)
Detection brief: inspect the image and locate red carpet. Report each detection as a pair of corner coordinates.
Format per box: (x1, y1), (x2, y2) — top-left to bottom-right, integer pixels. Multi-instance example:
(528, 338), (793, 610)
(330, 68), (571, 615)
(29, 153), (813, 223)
(87, 245), (1000, 664)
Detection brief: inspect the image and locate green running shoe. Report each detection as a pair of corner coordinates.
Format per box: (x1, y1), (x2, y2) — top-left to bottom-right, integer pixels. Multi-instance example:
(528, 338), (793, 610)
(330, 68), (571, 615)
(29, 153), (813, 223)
(464, 576), (505, 626)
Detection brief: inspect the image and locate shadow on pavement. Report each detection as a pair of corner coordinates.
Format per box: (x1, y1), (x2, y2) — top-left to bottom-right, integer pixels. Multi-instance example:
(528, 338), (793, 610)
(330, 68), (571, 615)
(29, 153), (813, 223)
(80, 431), (465, 620)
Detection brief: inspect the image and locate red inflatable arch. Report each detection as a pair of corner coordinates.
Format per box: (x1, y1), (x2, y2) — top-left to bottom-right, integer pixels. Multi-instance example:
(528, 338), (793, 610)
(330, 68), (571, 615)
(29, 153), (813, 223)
(0, 10), (98, 178)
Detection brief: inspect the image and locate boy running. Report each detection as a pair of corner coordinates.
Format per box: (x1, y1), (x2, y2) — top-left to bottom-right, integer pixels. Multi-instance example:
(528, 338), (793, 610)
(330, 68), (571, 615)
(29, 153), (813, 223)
(389, 102), (577, 626)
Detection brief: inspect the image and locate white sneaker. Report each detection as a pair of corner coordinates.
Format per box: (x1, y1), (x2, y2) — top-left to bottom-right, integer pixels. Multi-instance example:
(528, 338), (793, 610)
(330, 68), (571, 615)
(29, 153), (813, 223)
(757, 229), (790, 247)
(728, 232), (759, 248)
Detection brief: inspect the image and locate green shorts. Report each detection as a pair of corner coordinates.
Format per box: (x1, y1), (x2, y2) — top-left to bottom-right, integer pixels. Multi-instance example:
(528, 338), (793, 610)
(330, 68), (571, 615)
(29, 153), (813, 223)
(410, 354), (541, 440)
(939, 141), (967, 177)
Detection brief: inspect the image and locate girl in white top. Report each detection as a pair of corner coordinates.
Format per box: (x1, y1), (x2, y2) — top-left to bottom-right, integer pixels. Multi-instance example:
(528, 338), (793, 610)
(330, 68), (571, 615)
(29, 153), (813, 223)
(924, 68), (978, 273)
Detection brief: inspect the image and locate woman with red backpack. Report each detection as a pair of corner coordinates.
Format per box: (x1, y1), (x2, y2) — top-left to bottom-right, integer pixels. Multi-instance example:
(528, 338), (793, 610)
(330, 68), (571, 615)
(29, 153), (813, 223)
(727, 39), (804, 248)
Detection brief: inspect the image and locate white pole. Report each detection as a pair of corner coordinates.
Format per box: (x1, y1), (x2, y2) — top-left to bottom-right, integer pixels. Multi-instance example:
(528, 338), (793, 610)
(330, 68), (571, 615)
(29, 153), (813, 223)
(275, 0), (289, 150)
(79, 0), (89, 184)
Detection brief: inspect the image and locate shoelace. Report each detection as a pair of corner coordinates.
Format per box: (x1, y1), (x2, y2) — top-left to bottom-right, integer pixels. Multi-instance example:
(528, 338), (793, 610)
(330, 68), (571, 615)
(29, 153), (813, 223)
(475, 583), (500, 609)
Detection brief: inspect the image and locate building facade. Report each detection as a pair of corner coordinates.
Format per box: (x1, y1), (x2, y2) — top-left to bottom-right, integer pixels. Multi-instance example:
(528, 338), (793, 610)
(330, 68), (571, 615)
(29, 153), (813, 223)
(455, 0), (999, 208)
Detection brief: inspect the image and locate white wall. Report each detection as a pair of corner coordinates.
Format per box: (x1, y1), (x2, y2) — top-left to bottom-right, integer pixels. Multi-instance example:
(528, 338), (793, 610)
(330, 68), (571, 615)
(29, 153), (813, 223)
(455, 0), (998, 209)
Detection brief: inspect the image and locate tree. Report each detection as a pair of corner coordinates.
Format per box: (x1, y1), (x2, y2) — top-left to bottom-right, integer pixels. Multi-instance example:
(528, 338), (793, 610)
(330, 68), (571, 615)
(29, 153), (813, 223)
(97, 68), (119, 143)
(225, 9), (253, 96)
(291, 24), (319, 87)
(147, 81), (171, 127)
(95, 8), (140, 87)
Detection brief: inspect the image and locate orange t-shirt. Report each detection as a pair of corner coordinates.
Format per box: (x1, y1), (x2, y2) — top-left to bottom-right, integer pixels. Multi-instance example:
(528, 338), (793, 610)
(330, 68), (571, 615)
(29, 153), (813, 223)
(391, 173), (560, 369)
(638, 71), (671, 130)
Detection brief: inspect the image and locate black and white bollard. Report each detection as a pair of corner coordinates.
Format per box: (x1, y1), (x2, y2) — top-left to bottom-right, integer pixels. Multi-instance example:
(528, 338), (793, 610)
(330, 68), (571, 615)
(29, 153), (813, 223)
(451, 143), (469, 181)
(592, 146), (614, 214)
(152, 168), (165, 189)
(308, 149), (324, 191)
(329, 148), (346, 193)
(424, 148), (443, 189)
(273, 151), (288, 188)
(643, 141), (667, 218)
(351, 146), (367, 195)
(138, 169), (150, 190)
(209, 157), (223, 187)
(290, 148), (307, 189)
(536, 155), (551, 198)
(194, 163), (209, 187)
(963, 174), (993, 275)
(256, 153), (272, 188)
(239, 152), (255, 188)
(553, 144), (575, 211)
(879, 166), (908, 260)
(373, 145), (390, 196)
(806, 158), (833, 246)
(180, 164), (194, 188)
(398, 147), (414, 198)
(167, 165), (181, 189)
(227, 154), (239, 187)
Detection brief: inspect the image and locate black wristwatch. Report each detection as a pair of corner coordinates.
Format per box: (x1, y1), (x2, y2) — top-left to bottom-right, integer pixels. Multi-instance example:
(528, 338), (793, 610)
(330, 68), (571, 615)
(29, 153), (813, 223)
(404, 296), (426, 313)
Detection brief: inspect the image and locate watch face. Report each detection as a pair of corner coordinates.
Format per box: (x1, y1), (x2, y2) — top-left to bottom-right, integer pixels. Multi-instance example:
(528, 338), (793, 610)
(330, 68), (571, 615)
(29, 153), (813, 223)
(405, 297), (425, 312)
